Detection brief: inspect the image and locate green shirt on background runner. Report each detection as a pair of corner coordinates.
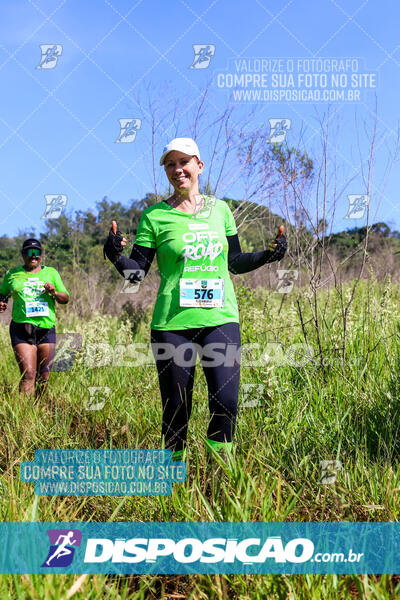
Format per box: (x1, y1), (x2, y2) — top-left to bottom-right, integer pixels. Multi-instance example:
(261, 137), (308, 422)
(0, 265), (69, 329)
(134, 196), (240, 330)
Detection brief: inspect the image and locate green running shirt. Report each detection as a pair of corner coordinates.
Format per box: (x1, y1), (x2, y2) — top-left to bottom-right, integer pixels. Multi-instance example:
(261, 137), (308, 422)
(134, 197), (240, 330)
(0, 265), (69, 329)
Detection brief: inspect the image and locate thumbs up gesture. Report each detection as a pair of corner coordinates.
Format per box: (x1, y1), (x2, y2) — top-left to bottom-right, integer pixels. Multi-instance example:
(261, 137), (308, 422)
(103, 220), (127, 263)
(268, 225), (287, 260)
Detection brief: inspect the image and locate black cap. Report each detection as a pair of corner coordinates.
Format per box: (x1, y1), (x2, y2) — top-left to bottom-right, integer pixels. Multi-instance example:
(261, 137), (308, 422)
(22, 238), (42, 252)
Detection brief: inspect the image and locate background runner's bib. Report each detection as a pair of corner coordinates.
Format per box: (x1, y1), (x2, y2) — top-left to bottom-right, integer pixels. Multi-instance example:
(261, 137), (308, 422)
(25, 300), (50, 317)
(134, 197), (239, 330)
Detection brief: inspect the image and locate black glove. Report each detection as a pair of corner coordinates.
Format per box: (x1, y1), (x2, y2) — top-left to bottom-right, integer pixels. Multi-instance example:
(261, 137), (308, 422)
(267, 233), (287, 262)
(272, 233), (287, 260)
(103, 224), (125, 264)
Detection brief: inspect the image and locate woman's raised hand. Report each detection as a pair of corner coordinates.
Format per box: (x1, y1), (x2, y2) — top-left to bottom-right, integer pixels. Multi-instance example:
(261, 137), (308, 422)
(268, 225), (287, 259)
(103, 220), (127, 263)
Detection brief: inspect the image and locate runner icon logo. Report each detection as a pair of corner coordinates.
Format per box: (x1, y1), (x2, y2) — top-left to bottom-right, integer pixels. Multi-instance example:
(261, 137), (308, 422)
(41, 529), (82, 567)
(344, 195), (369, 219)
(86, 386), (110, 411)
(115, 119), (142, 143)
(267, 119), (291, 143)
(189, 45), (215, 69)
(193, 194), (216, 219)
(276, 270), (298, 294)
(37, 45), (63, 69)
(42, 194), (67, 219)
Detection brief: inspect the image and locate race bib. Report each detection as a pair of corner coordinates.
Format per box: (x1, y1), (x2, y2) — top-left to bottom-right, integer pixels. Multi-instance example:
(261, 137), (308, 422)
(25, 301), (49, 317)
(179, 278), (224, 307)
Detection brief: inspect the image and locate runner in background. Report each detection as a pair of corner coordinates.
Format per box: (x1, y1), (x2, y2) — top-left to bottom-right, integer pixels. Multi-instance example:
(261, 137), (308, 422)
(104, 137), (287, 464)
(0, 238), (69, 397)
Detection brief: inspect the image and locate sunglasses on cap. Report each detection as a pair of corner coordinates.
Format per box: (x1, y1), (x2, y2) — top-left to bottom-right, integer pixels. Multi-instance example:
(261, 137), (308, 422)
(24, 248), (41, 257)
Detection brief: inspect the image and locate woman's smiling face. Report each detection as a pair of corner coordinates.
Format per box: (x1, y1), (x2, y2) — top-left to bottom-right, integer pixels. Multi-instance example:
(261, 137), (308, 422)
(164, 150), (203, 192)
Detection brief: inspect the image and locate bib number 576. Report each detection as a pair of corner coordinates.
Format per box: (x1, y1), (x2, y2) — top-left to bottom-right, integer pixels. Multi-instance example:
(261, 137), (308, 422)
(194, 288), (214, 300)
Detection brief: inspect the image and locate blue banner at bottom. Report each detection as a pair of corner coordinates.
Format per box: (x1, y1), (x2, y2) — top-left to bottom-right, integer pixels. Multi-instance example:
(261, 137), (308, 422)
(0, 522), (398, 574)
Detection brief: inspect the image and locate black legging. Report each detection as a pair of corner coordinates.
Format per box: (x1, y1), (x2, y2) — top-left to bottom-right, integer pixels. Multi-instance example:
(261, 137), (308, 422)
(150, 322), (241, 454)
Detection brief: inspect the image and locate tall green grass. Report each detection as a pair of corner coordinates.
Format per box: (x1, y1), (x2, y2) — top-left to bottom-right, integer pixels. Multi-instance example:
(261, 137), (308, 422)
(1, 278), (400, 598)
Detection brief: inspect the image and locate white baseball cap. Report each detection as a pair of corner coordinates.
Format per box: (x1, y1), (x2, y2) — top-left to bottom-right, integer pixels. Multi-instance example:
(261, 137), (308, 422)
(159, 137), (201, 166)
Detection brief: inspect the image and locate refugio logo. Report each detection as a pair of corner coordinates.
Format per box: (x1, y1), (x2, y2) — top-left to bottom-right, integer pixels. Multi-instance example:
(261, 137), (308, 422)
(84, 536), (314, 564)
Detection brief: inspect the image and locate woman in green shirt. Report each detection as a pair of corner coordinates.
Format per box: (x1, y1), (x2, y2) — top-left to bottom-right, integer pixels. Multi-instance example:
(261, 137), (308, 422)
(104, 138), (287, 463)
(0, 238), (70, 397)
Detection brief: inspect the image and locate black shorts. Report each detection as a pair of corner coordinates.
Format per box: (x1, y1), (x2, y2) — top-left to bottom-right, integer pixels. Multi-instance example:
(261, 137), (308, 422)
(10, 321), (56, 347)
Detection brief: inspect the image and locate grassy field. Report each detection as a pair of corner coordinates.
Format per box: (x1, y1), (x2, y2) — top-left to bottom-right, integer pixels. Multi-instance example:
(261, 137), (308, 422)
(1, 276), (400, 599)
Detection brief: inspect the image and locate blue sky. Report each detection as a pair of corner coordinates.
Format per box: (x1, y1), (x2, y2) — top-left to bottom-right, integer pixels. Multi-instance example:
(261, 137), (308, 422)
(0, 0), (399, 237)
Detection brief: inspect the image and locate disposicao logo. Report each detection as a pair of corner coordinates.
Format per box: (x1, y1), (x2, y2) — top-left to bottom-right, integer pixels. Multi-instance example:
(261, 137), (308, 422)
(83, 536), (314, 564)
(42, 529), (82, 567)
